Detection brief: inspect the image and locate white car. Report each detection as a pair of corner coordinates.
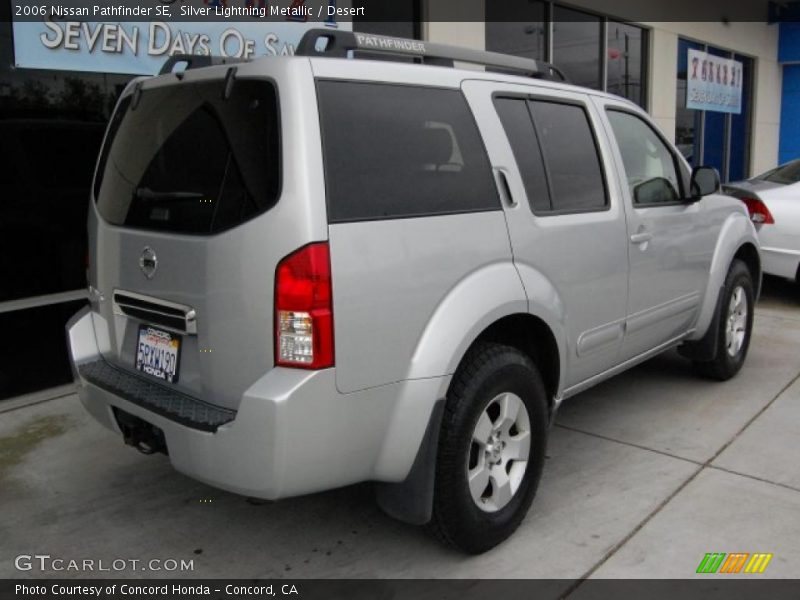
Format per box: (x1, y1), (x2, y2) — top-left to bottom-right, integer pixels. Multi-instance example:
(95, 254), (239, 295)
(726, 160), (800, 283)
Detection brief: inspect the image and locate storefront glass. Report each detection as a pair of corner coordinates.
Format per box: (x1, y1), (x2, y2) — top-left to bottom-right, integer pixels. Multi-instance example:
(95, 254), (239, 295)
(486, 0), (547, 62)
(607, 21), (647, 108)
(552, 6), (603, 90)
(729, 53), (753, 182)
(486, 2), (648, 108)
(0, 3), (421, 400)
(675, 37), (753, 182)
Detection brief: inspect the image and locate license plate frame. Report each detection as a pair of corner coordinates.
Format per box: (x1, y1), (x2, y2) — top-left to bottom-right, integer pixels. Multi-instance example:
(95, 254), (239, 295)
(135, 325), (182, 383)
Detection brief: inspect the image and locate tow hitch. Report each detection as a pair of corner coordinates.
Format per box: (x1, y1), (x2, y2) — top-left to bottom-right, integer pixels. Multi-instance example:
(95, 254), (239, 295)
(113, 407), (168, 455)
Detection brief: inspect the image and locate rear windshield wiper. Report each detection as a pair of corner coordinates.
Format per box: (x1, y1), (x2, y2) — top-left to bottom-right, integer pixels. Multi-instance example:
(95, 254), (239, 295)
(135, 187), (204, 201)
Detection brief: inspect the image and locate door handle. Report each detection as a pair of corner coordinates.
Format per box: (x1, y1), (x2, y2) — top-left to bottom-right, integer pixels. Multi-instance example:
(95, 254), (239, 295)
(494, 168), (517, 208)
(630, 231), (652, 244)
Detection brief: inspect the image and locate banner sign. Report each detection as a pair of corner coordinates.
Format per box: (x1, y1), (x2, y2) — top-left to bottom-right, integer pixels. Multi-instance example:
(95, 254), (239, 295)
(11, 1), (354, 76)
(685, 48), (743, 114)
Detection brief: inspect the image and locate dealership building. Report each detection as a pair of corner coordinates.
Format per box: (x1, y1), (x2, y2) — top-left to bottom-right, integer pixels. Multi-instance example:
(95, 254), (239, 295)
(0, 0), (796, 400)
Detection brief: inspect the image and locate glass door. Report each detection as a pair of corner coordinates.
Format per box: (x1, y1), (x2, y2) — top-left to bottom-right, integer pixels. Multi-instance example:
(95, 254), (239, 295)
(676, 38), (753, 183)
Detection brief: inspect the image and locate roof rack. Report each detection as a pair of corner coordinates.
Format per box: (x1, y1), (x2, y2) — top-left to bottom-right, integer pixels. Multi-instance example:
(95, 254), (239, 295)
(295, 28), (567, 82)
(159, 54), (249, 76)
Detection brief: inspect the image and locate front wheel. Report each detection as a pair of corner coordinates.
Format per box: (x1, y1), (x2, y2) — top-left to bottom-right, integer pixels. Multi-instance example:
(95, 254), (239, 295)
(694, 259), (755, 380)
(427, 343), (548, 554)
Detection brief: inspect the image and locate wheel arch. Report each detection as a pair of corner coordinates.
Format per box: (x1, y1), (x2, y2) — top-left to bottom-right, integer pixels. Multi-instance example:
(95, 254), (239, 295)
(689, 213), (761, 342)
(460, 313), (562, 415)
(733, 241), (762, 299)
(375, 312), (563, 527)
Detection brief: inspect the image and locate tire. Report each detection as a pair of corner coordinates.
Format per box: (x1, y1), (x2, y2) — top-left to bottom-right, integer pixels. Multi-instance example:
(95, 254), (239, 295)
(427, 343), (548, 554)
(693, 259), (755, 381)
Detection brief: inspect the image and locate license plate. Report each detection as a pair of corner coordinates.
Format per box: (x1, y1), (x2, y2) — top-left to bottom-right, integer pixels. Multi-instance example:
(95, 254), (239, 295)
(135, 326), (181, 383)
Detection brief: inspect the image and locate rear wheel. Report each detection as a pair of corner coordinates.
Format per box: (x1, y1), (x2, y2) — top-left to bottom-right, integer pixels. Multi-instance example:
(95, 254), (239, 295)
(694, 260), (754, 380)
(427, 343), (548, 554)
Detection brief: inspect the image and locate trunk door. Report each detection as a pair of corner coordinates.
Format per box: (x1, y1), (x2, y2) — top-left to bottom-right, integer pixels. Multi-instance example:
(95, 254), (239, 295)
(89, 63), (322, 411)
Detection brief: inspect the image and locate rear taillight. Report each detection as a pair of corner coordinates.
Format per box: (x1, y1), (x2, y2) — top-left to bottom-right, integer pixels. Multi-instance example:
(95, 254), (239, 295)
(740, 197), (775, 225)
(274, 242), (334, 369)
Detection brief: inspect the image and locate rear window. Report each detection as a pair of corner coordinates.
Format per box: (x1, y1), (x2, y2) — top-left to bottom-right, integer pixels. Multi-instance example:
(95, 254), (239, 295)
(317, 81), (499, 223)
(94, 79), (280, 235)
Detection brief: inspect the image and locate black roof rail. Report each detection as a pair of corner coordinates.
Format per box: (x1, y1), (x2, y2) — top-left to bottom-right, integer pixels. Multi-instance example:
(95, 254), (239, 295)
(295, 28), (568, 82)
(159, 54), (250, 76)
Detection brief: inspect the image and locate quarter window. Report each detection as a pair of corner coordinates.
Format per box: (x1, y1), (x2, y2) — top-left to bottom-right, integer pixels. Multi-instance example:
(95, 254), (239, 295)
(317, 81), (499, 223)
(607, 110), (682, 205)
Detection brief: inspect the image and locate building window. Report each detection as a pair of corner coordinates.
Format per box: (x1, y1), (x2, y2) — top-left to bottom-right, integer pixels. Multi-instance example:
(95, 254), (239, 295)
(607, 21), (647, 107)
(486, 2), (648, 108)
(353, 0), (420, 39)
(0, 14), (133, 399)
(675, 38), (753, 182)
(486, 1), (547, 62)
(552, 6), (603, 90)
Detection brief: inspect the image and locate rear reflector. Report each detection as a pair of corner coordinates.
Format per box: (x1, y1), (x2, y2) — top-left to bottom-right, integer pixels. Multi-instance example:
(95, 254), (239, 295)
(740, 197), (775, 224)
(274, 242), (334, 369)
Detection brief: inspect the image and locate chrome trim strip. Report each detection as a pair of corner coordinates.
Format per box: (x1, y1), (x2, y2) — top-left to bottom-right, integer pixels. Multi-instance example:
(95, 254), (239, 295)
(112, 289), (197, 335)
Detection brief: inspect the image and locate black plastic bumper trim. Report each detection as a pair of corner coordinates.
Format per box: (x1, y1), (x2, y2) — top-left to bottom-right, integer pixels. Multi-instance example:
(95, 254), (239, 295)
(78, 359), (236, 432)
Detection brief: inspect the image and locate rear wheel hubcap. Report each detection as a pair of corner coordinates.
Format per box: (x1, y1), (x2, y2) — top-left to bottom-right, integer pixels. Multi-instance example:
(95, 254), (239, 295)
(467, 392), (531, 513)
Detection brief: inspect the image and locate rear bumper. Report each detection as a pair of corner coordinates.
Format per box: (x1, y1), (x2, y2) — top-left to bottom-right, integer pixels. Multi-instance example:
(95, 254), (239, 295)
(66, 307), (445, 500)
(761, 246), (800, 281)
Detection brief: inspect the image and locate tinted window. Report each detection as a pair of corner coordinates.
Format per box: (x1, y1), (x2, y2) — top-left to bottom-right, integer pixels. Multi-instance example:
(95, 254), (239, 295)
(318, 81), (498, 222)
(95, 80), (280, 235)
(607, 110), (681, 204)
(494, 97), (551, 212)
(759, 160), (800, 185)
(529, 101), (608, 212)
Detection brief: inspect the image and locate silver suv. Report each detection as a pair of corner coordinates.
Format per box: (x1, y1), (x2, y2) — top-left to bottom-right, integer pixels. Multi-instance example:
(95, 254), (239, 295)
(67, 30), (761, 553)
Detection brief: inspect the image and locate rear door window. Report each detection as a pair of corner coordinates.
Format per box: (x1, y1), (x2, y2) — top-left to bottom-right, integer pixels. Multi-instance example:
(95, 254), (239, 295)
(493, 97), (551, 213)
(317, 81), (499, 223)
(94, 79), (280, 235)
(528, 100), (608, 213)
(494, 96), (608, 214)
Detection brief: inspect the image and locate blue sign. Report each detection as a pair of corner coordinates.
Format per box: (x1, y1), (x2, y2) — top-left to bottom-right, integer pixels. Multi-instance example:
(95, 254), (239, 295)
(686, 48), (743, 115)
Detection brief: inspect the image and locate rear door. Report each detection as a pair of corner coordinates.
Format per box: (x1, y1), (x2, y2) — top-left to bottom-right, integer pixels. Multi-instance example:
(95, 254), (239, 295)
(463, 81), (629, 389)
(89, 60), (325, 410)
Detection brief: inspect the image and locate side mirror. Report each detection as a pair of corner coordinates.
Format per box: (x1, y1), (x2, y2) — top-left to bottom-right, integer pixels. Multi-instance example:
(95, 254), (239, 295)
(690, 166), (720, 199)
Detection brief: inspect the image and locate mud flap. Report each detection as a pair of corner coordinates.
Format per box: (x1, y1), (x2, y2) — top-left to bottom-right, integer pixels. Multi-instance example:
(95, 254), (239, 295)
(374, 399), (445, 526)
(678, 285), (725, 362)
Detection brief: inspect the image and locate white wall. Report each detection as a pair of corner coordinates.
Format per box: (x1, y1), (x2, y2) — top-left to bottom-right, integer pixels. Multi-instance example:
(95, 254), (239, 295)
(421, 0), (484, 55)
